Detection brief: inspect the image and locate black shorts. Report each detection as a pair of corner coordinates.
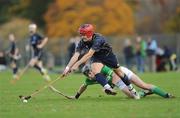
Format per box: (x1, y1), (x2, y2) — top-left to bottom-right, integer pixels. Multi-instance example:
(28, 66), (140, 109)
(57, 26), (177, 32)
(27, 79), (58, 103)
(33, 50), (43, 60)
(91, 52), (120, 69)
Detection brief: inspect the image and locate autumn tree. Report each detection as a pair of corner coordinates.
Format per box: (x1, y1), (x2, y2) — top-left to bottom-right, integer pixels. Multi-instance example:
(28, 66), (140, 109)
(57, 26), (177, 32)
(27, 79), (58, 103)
(44, 0), (134, 38)
(0, 0), (52, 27)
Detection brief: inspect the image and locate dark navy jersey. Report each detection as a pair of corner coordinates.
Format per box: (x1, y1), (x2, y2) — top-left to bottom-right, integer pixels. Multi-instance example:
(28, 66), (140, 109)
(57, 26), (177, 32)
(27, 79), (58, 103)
(76, 33), (112, 57)
(10, 41), (16, 55)
(29, 33), (44, 50)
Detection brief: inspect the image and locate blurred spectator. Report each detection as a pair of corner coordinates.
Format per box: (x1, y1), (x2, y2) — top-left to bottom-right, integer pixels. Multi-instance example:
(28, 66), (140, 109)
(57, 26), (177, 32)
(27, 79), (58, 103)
(7, 33), (21, 79)
(0, 51), (7, 71)
(163, 46), (178, 71)
(156, 47), (166, 72)
(147, 36), (158, 72)
(135, 36), (147, 73)
(123, 38), (135, 69)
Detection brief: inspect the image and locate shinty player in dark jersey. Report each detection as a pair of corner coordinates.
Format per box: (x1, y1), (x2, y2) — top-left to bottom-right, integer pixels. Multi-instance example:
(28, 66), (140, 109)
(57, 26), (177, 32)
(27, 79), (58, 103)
(63, 24), (139, 98)
(7, 33), (21, 81)
(27, 23), (51, 81)
(26, 23), (62, 93)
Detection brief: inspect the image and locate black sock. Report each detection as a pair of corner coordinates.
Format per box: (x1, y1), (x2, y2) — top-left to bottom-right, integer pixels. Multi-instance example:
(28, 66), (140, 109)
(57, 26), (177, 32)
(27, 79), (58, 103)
(75, 93), (81, 99)
(34, 65), (43, 75)
(13, 67), (18, 74)
(121, 74), (131, 86)
(95, 73), (108, 87)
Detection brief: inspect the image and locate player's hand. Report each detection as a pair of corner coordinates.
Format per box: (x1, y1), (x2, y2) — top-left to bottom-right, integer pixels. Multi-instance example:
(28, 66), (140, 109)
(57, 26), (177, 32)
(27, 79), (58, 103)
(37, 44), (43, 49)
(62, 66), (70, 76)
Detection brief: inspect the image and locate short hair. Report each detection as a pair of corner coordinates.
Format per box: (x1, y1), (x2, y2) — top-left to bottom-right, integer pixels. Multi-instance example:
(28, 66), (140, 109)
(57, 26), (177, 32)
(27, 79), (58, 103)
(29, 23), (37, 29)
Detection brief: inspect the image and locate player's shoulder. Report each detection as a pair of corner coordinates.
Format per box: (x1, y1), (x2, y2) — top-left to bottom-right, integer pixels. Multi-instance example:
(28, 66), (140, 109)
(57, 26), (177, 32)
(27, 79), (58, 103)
(93, 33), (104, 39)
(93, 33), (106, 42)
(32, 33), (43, 38)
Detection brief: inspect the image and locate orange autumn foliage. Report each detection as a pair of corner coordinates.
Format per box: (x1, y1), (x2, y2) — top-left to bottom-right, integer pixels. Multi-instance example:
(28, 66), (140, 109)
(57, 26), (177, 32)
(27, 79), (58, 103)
(44, 0), (134, 38)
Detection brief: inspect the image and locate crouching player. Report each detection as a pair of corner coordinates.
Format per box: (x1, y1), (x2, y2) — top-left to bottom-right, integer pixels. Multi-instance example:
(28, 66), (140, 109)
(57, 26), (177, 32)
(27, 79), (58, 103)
(68, 64), (174, 99)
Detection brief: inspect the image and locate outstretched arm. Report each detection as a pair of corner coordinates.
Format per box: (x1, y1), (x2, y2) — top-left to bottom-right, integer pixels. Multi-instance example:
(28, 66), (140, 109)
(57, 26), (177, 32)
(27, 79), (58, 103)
(63, 52), (80, 76)
(68, 84), (88, 99)
(71, 49), (95, 71)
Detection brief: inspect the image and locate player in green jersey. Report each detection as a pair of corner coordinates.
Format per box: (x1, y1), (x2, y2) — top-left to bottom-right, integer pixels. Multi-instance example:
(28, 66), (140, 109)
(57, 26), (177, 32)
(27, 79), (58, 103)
(67, 64), (174, 99)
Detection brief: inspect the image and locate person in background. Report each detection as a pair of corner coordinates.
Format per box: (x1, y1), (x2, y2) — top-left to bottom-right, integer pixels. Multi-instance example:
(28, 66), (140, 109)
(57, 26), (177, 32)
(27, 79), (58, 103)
(146, 36), (158, 72)
(163, 46), (178, 71)
(123, 38), (135, 70)
(135, 36), (147, 73)
(7, 33), (21, 79)
(0, 51), (7, 71)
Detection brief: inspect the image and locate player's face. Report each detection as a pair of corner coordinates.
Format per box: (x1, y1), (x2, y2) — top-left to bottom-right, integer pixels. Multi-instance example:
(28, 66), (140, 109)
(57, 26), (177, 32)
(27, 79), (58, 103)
(29, 27), (36, 35)
(9, 34), (15, 41)
(88, 71), (95, 78)
(80, 34), (92, 42)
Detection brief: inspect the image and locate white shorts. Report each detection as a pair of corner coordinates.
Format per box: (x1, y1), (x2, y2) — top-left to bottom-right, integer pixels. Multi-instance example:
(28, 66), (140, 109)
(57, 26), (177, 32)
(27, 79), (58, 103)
(120, 66), (134, 80)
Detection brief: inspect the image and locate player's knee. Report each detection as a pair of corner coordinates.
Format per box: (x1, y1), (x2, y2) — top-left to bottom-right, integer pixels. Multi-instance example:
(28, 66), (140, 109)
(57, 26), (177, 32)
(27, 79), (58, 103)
(91, 63), (103, 74)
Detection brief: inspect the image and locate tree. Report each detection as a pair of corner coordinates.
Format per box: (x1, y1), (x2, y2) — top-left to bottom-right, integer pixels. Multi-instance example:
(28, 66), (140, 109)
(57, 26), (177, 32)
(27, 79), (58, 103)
(44, 0), (134, 38)
(0, 0), (52, 27)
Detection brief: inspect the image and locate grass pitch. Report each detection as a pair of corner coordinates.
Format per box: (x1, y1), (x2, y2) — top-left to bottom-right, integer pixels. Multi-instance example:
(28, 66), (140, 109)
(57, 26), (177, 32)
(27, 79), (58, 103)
(0, 69), (180, 118)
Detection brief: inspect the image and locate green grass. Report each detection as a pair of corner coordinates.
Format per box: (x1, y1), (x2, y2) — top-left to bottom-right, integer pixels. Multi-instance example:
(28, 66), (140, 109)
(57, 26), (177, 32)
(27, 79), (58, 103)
(0, 69), (180, 118)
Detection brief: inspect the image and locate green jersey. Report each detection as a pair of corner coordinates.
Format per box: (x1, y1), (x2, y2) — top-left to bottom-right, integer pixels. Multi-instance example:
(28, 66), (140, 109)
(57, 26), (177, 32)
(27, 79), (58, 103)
(84, 66), (114, 87)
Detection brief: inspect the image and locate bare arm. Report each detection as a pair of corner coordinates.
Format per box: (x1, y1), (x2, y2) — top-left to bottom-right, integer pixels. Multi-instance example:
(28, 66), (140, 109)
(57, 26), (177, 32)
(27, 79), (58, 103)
(78, 84), (88, 95)
(67, 84), (87, 99)
(63, 52), (80, 75)
(38, 37), (48, 49)
(75, 49), (95, 66)
(67, 52), (80, 68)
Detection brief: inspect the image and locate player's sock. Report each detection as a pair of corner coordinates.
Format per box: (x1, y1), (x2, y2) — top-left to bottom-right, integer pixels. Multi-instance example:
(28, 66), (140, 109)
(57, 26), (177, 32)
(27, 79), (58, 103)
(95, 73), (109, 87)
(34, 65), (43, 74)
(121, 74), (133, 90)
(75, 92), (81, 99)
(13, 67), (18, 74)
(119, 75), (140, 99)
(43, 74), (51, 82)
(41, 68), (47, 75)
(151, 86), (168, 98)
(95, 73), (116, 95)
(115, 80), (126, 90)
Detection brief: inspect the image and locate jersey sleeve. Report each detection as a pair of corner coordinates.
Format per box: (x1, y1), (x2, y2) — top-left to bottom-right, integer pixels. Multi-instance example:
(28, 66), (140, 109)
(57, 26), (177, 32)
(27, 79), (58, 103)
(36, 34), (44, 40)
(75, 40), (83, 53)
(91, 37), (103, 52)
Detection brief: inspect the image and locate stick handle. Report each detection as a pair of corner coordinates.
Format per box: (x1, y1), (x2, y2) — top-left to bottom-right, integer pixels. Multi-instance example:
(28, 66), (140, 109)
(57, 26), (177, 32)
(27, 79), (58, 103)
(16, 64), (29, 80)
(30, 75), (65, 97)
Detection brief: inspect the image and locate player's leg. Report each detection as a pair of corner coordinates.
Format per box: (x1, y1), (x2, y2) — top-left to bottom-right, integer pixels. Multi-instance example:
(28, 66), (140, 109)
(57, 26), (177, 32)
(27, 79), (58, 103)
(91, 62), (116, 95)
(35, 61), (51, 82)
(111, 73), (135, 98)
(100, 65), (139, 99)
(130, 74), (173, 98)
(99, 52), (139, 98)
(11, 60), (19, 79)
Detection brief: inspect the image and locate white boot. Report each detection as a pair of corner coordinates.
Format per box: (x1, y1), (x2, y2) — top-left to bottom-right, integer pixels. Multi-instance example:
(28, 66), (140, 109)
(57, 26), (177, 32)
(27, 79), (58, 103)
(130, 88), (140, 99)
